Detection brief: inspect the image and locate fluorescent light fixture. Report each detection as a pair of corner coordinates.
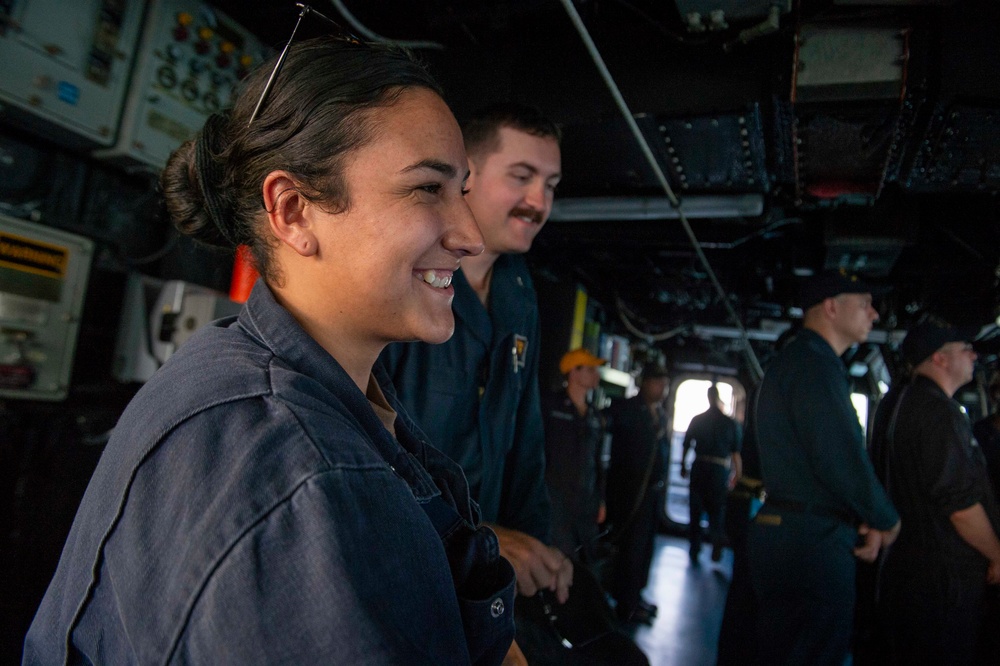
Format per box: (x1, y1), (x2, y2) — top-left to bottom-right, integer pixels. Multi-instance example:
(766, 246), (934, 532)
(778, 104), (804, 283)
(548, 194), (765, 222)
(599, 366), (633, 387)
(692, 325), (789, 341)
(866, 330), (907, 345)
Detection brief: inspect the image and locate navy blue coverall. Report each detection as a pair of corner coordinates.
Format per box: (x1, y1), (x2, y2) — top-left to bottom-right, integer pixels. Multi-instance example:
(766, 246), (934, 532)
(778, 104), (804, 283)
(749, 329), (898, 666)
(605, 395), (668, 622)
(24, 281), (515, 665)
(542, 390), (605, 559)
(380, 254), (550, 542)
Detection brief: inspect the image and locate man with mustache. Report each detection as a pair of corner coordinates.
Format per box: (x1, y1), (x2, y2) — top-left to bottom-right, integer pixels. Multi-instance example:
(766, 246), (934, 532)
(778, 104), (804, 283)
(381, 104), (570, 662)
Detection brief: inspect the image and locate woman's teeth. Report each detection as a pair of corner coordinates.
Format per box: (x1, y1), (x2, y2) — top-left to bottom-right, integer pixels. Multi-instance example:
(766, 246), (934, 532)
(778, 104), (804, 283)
(421, 270), (452, 288)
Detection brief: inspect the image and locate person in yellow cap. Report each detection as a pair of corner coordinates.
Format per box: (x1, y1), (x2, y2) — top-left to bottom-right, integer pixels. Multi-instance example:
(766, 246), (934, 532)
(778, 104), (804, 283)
(542, 348), (609, 558)
(535, 350), (650, 662)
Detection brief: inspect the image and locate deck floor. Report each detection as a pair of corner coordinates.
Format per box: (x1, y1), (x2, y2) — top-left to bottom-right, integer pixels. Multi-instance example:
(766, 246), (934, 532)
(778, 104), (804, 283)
(631, 534), (733, 666)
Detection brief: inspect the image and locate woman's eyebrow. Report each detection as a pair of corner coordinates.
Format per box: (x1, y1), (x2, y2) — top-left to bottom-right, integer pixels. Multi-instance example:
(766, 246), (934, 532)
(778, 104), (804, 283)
(399, 159), (459, 178)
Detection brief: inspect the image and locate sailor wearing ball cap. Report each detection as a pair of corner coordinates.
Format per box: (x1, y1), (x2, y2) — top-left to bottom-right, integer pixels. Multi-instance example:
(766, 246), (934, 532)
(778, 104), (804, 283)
(543, 348), (607, 557)
(749, 269), (900, 664)
(871, 315), (1000, 664)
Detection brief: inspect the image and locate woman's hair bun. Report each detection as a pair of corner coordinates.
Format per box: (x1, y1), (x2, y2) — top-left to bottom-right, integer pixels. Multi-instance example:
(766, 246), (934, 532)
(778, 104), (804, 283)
(160, 113), (237, 249)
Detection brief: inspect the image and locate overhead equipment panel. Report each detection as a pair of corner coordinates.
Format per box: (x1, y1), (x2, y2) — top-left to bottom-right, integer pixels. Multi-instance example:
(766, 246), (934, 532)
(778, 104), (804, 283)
(0, 0), (146, 148)
(94, 0), (268, 171)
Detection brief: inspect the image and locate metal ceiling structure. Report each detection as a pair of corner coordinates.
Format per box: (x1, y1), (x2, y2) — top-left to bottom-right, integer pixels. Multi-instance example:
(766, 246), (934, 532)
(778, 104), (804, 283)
(211, 0), (1000, 354)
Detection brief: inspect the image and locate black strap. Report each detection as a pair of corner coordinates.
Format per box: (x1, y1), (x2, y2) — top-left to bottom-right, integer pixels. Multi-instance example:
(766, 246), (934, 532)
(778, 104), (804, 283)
(419, 494), (486, 593)
(874, 384), (909, 602)
(881, 384), (910, 502)
(420, 493), (467, 543)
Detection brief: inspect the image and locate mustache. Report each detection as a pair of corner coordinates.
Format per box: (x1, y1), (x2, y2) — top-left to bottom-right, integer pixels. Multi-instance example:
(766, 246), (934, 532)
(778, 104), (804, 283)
(510, 207), (543, 224)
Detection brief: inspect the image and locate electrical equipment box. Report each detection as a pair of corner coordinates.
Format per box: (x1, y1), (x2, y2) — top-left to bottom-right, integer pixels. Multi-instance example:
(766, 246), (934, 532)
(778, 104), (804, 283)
(113, 273), (240, 383)
(0, 0), (146, 149)
(674, 0), (789, 31)
(794, 26), (906, 103)
(94, 0), (269, 171)
(0, 214), (93, 401)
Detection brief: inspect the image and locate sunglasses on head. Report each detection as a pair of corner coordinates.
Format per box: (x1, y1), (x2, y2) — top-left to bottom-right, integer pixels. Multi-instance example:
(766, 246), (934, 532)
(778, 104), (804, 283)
(247, 3), (359, 128)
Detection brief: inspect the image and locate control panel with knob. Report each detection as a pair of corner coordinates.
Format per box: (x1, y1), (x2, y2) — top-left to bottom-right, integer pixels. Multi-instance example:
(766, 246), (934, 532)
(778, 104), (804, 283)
(0, 0), (145, 149)
(94, 0), (268, 171)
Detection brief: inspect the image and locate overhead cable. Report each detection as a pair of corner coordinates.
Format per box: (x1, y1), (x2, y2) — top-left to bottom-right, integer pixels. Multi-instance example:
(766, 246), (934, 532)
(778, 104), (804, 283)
(326, 0), (444, 50)
(557, 0), (764, 381)
(616, 295), (688, 343)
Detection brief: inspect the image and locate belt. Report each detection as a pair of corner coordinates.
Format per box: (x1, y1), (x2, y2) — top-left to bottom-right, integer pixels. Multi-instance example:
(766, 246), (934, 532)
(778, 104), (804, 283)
(694, 455), (730, 467)
(763, 497), (856, 526)
(730, 477), (766, 502)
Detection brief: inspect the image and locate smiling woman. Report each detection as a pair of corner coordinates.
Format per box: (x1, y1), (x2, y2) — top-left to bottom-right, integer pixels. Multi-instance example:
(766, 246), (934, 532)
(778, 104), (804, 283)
(22, 36), (513, 665)
(264, 86), (483, 386)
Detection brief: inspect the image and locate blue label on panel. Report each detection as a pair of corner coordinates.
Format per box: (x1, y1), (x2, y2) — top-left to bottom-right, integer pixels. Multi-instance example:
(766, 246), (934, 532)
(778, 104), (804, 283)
(57, 82), (79, 105)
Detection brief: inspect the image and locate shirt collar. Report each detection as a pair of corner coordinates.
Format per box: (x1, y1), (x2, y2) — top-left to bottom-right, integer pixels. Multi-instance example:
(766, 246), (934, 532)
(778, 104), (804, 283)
(239, 280), (475, 516)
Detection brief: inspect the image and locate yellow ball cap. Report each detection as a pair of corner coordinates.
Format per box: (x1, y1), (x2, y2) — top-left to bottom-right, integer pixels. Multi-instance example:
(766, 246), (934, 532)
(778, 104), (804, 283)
(559, 348), (607, 375)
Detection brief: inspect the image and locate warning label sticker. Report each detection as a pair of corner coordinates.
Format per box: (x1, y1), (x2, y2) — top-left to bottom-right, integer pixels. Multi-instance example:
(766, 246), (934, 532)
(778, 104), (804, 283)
(0, 232), (68, 302)
(0, 233), (68, 279)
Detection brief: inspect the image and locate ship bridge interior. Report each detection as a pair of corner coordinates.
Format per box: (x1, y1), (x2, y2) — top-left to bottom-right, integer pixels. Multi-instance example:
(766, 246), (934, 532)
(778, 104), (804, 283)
(206, 0), (1000, 383)
(2, 0), (1000, 662)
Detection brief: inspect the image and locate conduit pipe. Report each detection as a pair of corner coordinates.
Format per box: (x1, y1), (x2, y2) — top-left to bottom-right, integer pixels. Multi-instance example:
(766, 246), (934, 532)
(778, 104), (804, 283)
(557, 0), (764, 381)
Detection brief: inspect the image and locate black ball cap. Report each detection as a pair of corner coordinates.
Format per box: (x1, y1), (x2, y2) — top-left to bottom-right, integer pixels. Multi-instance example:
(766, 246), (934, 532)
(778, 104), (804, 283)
(900, 316), (978, 367)
(798, 269), (887, 311)
(640, 364), (669, 381)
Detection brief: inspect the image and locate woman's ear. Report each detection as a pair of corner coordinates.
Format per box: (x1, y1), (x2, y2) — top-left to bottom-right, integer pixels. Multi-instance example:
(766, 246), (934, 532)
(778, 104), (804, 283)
(262, 170), (318, 257)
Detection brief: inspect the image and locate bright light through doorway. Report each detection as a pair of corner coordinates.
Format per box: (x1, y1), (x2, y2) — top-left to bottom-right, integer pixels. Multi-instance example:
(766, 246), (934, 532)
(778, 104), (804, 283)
(672, 379), (735, 433)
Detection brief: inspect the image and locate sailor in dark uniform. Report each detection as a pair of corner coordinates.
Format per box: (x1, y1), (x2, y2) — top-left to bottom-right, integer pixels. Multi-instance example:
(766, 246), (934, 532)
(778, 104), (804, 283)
(749, 270), (900, 665)
(605, 366), (670, 625)
(543, 348), (608, 560)
(680, 384), (742, 564)
(871, 317), (1000, 665)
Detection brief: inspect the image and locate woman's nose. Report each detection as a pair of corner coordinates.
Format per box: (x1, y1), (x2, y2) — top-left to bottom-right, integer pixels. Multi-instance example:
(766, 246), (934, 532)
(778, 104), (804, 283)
(444, 200), (484, 257)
